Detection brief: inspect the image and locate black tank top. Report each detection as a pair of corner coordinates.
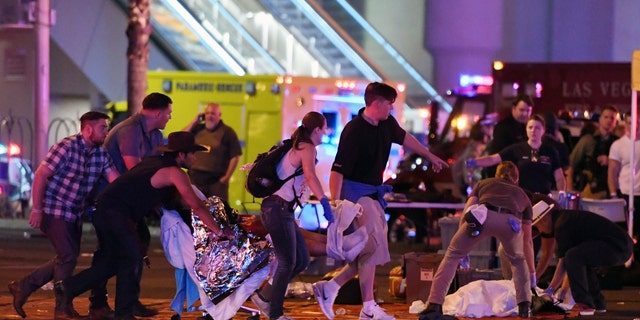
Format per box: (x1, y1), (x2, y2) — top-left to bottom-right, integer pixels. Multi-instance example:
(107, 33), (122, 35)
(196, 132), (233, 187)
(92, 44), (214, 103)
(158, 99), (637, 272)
(98, 155), (177, 222)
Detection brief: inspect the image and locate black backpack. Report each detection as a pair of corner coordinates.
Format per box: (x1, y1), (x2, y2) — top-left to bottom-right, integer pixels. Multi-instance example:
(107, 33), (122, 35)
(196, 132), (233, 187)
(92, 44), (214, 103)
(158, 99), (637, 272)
(245, 139), (303, 198)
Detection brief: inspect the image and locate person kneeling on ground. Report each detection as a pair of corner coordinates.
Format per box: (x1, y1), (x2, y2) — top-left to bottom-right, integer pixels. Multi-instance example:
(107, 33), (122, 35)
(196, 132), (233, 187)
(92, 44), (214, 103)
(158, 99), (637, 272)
(531, 202), (633, 315)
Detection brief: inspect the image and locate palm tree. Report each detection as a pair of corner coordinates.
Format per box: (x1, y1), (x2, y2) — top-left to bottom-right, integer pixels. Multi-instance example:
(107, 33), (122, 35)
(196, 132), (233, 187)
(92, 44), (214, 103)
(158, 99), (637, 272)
(126, 0), (151, 115)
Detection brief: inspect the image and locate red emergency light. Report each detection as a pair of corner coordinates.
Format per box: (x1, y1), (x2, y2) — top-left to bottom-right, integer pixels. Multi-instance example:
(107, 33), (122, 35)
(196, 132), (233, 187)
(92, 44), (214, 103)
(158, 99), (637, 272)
(0, 143), (21, 156)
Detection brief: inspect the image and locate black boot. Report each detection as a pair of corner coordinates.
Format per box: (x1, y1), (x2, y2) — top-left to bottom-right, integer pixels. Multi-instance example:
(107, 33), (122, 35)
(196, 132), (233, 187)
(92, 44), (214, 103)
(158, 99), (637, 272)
(419, 303), (443, 315)
(518, 301), (532, 318)
(132, 301), (158, 317)
(53, 282), (79, 320)
(89, 305), (115, 320)
(89, 288), (114, 320)
(89, 285), (111, 310)
(54, 281), (69, 308)
(8, 281), (29, 318)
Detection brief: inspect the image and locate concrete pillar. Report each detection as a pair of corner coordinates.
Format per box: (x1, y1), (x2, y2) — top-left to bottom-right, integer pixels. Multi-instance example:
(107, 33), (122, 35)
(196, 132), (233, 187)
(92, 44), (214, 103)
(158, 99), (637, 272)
(35, 0), (50, 164)
(424, 0), (503, 94)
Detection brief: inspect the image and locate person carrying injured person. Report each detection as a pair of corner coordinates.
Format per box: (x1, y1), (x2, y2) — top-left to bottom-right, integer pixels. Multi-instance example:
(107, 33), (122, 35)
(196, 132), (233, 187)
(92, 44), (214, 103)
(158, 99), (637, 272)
(419, 161), (535, 319)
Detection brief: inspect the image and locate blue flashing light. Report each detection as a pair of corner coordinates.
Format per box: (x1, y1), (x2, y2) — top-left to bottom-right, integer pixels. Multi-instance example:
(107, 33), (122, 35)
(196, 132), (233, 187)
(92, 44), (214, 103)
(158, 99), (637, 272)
(459, 74), (493, 87)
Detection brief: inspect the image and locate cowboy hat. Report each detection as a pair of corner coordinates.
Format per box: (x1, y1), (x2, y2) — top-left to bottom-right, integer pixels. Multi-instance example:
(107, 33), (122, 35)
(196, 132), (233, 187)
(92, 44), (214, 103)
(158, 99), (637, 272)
(156, 132), (208, 153)
(530, 193), (559, 225)
(532, 201), (554, 225)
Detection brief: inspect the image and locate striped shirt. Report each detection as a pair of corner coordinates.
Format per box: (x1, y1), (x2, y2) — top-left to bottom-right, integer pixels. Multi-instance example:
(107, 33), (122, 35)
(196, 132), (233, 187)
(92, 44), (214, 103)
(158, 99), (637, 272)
(42, 134), (115, 223)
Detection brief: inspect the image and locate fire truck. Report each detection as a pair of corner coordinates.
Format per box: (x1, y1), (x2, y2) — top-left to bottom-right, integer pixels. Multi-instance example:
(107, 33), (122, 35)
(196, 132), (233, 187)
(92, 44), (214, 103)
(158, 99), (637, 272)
(139, 72), (406, 212)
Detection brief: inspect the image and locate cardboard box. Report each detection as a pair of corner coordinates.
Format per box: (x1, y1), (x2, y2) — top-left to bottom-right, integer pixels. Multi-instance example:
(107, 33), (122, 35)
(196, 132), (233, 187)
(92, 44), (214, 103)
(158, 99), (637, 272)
(403, 252), (443, 303)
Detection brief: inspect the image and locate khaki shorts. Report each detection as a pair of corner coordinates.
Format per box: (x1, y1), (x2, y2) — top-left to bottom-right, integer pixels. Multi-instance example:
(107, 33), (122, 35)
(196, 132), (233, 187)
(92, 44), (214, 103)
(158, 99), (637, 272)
(351, 196), (391, 267)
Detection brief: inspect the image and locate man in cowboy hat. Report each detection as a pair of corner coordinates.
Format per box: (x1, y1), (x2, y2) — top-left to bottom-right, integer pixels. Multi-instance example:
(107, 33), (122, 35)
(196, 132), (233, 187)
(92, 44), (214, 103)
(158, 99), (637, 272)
(54, 132), (225, 320)
(90, 92), (174, 319)
(531, 195), (633, 316)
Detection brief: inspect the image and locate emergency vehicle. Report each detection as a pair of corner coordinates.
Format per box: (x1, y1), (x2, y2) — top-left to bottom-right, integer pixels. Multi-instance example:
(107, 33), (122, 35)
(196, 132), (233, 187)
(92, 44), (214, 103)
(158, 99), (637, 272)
(439, 62), (634, 143)
(397, 62), (636, 199)
(141, 72), (406, 212)
(0, 142), (32, 218)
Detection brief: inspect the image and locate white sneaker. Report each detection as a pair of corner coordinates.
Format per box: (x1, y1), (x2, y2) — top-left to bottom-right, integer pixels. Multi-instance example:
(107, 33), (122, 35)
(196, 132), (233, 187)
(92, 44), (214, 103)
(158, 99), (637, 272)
(313, 280), (337, 319)
(250, 292), (270, 318)
(359, 304), (395, 320)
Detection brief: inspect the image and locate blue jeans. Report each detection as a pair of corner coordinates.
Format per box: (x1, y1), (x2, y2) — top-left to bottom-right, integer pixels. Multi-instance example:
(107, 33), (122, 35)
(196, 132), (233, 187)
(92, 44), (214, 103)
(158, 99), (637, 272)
(260, 197), (310, 319)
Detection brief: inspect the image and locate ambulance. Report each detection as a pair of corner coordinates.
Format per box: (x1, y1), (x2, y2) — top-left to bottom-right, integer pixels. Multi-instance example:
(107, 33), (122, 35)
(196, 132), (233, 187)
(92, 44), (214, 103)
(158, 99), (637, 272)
(144, 71), (407, 212)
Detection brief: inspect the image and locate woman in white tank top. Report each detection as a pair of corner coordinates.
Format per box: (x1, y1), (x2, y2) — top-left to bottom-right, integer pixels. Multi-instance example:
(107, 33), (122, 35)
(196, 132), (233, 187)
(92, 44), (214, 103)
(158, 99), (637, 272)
(256, 112), (333, 320)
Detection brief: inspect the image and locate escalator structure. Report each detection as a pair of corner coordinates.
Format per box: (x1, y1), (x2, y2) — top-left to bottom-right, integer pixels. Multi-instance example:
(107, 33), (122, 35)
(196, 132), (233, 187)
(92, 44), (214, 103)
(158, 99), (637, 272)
(258, 0), (379, 80)
(306, 0), (450, 111)
(130, 0), (280, 74)
(125, 0), (451, 111)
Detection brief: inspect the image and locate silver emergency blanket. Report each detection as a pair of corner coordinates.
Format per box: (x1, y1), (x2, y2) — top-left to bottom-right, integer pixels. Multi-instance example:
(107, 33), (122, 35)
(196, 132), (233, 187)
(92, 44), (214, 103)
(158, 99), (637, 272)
(192, 196), (273, 304)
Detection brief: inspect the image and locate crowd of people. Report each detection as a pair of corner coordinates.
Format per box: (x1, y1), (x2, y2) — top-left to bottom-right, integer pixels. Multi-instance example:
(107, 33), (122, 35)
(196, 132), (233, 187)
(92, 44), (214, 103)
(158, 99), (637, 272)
(6, 85), (638, 320)
(5, 83), (447, 320)
(437, 94), (636, 318)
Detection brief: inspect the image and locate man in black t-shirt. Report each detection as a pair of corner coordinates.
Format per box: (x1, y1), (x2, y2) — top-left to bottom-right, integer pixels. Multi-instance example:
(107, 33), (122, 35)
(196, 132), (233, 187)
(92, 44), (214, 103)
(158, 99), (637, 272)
(484, 94), (533, 177)
(312, 82), (448, 320)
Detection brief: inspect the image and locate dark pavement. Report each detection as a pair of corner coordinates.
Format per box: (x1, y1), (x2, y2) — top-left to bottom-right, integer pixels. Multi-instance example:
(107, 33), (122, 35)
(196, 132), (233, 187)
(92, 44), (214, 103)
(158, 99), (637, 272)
(1, 218), (640, 319)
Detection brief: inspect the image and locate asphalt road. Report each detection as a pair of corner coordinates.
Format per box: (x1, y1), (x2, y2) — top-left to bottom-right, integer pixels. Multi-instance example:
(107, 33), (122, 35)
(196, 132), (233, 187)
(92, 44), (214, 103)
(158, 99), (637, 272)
(1, 222), (640, 320)
(0, 223), (414, 319)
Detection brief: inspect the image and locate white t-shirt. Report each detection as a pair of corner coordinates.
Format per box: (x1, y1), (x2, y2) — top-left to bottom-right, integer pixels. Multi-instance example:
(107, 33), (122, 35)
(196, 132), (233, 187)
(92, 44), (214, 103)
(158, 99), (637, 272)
(608, 135), (640, 194)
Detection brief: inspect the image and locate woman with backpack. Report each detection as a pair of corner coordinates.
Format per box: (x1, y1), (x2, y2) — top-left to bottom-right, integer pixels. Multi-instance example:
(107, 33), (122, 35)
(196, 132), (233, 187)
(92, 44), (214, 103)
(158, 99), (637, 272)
(251, 111), (334, 320)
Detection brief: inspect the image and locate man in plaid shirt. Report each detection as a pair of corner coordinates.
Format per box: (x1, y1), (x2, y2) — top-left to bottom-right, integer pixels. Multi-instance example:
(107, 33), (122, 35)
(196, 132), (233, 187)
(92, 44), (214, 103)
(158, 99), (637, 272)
(8, 111), (119, 319)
